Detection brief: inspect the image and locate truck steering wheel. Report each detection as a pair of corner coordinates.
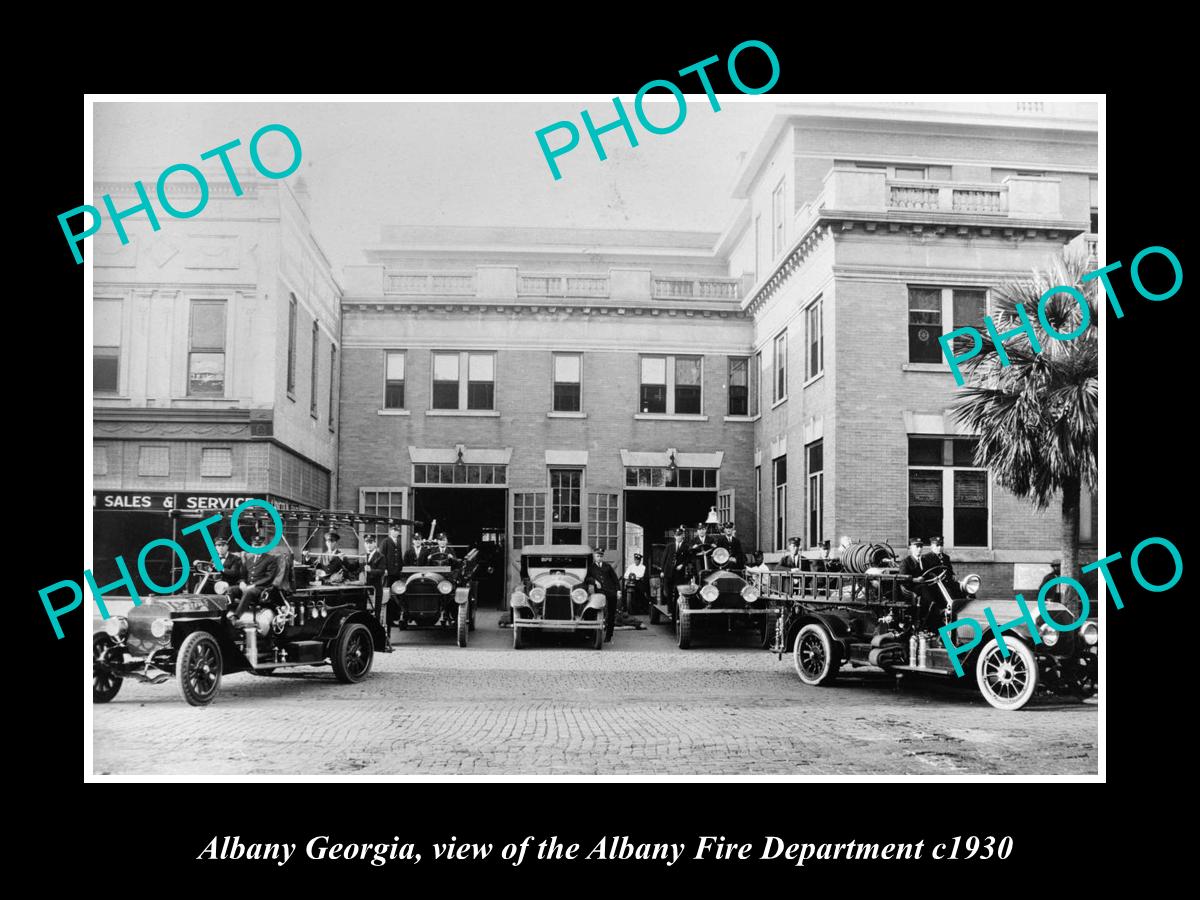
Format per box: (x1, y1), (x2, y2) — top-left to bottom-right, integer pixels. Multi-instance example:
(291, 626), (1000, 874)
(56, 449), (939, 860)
(914, 564), (950, 585)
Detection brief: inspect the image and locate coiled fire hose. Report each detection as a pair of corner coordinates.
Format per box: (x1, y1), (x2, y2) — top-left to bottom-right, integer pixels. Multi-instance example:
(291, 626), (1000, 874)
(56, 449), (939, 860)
(838, 541), (896, 574)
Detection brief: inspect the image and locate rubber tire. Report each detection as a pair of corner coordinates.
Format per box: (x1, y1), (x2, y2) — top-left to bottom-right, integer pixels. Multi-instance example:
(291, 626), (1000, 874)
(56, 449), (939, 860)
(93, 633), (123, 704)
(649, 603), (661, 625)
(176, 630), (223, 706)
(793, 623), (839, 686)
(456, 610), (468, 648)
(975, 637), (1039, 711)
(468, 601), (476, 632)
(592, 624), (604, 650)
(513, 623), (526, 649)
(331, 623), (374, 684)
(676, 607), (692, 649)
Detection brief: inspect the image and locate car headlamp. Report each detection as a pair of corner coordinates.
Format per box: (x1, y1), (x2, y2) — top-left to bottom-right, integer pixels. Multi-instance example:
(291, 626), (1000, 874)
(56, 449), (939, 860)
(961, 574), (981, 596)
(392, 580), (407, 595)
(712, 547), (730, 565)
(214, 580), (229, 595)
(1080, 621), (1099, 646)
(529, 587), (546, 604)
(571, 588), (588, 604)
(740, 584), (761, 603)
(103, 616), (128, 639)
(1038, 622), (1060, 647)
(699, 584), (720, 604)
(437, 579), (454, 595)
(150, 618), (173, 639)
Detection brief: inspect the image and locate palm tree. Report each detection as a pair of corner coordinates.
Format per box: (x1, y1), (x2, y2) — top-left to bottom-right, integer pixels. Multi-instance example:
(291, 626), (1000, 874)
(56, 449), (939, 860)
(951, 248), (1098, 614)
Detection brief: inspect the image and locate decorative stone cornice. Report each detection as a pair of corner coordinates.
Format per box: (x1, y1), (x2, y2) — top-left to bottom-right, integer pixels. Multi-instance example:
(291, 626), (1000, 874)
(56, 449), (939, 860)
(341, 300), (748, 319)
(743, 224), (833, 317)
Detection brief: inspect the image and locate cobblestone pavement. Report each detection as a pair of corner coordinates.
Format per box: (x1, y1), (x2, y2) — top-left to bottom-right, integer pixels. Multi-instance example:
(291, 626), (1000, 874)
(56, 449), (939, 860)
(93, 613), (1098, 776)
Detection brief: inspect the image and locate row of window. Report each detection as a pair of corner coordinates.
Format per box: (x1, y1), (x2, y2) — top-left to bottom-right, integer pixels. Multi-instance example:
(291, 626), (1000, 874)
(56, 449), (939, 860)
(94, 296), (338, 431)
(382, 351), (766, 417)
(94, 444), (234, 478)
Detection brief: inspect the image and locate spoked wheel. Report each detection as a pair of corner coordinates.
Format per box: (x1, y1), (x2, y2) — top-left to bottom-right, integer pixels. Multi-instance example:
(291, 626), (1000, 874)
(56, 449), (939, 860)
(793, 623), (839, 686)
(93, 633), (123, 704)
(676, 606), (692, 649)
(332, 623), (374, 683)
(456, 610), (469, 648)
(176, 631), (223, 706)
(975, 638), (1039, 710)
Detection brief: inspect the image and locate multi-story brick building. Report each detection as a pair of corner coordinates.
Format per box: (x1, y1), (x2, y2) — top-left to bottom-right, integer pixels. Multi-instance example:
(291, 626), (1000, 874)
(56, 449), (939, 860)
(91, 169), (342, 591)
(337, 101), (1098, 604)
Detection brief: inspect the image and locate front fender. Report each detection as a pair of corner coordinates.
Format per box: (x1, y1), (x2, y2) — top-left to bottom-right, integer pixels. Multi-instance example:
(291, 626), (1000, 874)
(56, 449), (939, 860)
(784, 608), (855, 654)
(317, 607), (388, 651)
(455, 586), (471, 606)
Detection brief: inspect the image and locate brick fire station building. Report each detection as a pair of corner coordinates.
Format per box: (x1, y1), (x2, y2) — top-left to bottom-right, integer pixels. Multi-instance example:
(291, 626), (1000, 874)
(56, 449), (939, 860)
(336, 102), (1099, 604)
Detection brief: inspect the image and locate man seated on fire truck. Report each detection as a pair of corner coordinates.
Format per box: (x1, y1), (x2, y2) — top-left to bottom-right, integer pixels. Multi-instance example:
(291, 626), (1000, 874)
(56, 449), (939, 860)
(226, 531), (281, 625)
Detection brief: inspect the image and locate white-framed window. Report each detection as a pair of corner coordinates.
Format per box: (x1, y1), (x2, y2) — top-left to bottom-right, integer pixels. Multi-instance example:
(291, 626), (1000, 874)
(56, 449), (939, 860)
(772, 178), (786, 257)
(908, 287), (988, 364)
(360, 488), (406, 544)
(553, 352), (582, 412)
(549, 468), (584, 545)
(806, 440), (823, 547)
(805, 297), (823, 382)
(908, 436), (990, 548)
(412, 463), (507, 486)
(384, 351), (406, 409)
(773, 455), (787, 550)
(639, 355), (703, 415)
(717, 489), (734, 528)
(286, 294), (298, 398)
(512, 492), (547, 549)
(188, 299), (226, 396)
(772, 331), (787, 403)
(94, 298), (122, 394)
(588, 493), (619, 553)
(310, 320), (320, 418)
(431, 350), (496, 410)
(728, 357), (750, 416)
(328, 344), (337, 431)
(753, 350), (762, 416)
(201, 447), (232, 478)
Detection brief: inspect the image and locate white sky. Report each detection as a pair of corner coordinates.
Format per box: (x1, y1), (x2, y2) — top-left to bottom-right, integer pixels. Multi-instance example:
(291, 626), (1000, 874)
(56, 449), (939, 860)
(94, 100), (778, 272)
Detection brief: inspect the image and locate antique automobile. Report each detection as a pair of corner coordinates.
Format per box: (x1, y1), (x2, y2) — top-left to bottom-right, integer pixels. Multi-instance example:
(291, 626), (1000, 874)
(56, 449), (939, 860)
(390, 537), (488, 647)
(92, 511), (393, 707)
(671, 512), (778, 650)
(758, 541), (1099, 711)
(510, 545), (610, 650)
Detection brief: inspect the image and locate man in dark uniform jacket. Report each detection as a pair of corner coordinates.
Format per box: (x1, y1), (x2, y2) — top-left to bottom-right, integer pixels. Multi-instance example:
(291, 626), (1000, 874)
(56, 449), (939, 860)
(922, 535), (955, 579)
(420, 532), (457, 566)
(715, 521), (747, 567)
(214, 537), (247, 588)
(316, 530), (346, 582)
(779, 537), (803, 569)
(228, 532), (281, 623)
(587, 547), (620, 639)
(920, 535), (957, 629)
(897, 537), (926, 607)
(660, 525), (690, 617)
(380, 524), (405, 630)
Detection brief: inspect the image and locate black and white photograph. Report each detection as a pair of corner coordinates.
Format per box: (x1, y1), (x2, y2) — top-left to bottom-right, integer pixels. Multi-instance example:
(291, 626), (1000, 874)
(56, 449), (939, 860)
(79, 95), (1113, 779)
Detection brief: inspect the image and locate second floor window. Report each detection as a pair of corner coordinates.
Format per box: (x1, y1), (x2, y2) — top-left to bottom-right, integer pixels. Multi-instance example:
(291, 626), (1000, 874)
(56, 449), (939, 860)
(728, 357), (749, 416)
(328, 345), (337, 429)
(640, 355), (702, 415)
(94, 298), (121, 393)
(772, 179), (786, 257)
(310, 321), (320, 417)
(553, 353), (582, 412)
(385, 351), (405, 409)
(908, 287), (988, 364)
(773, 331), (787, 403)
(550, 468), (583, 545)
(188, 299), (226, 395)
(806, 299), (823, 381)
(432, 351), (496, 410)
(286, 294), (297, 397)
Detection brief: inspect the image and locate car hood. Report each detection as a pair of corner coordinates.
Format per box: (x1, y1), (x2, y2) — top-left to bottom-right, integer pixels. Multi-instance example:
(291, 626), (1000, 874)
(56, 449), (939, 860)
(127, 595), (226, 618)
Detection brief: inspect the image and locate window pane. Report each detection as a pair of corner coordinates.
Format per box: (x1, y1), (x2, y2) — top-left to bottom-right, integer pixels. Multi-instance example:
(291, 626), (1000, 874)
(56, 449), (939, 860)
(626, 469), (637, 487)
(808, 440), (823, 473)
(641, 356), (666, 384)
(467, 382), (494, 410)
(640, 384), (666, 414)
(909, 288), (943, 363)
(287, 297), (297, 393)
(908, 437), (944, 466)
(675, 358), (702, 413)
(385, 382), (405, 409)
(94, 349), (119, 392)
(468, 353), (494, 381)
(554, 354), (580, 383)
(188, 352), (225, 394)
(953, 438), (980, 467)
(729, 357), (747, 387)
(191, 301), (226, 350)
(705, 470), (716, 488)
(675, 357), (701, 386)
(954, 470), (988, 547)
(433, 353), (459, 382)
(908, 469), (943, 541)
(554, 382), (580, 412)
(952, 290), (987, 354)
(750, 354), (760, 416)
(675, 384), (701, 415)
(94, 300), (122, 346)
(386, 352), (405, 380)
(413, 465), (426, 483)
(432, 382), (458, 409)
